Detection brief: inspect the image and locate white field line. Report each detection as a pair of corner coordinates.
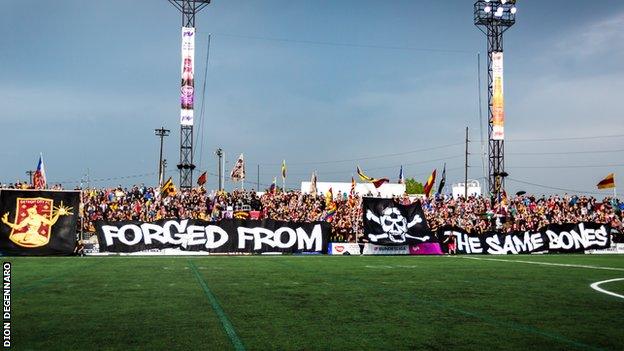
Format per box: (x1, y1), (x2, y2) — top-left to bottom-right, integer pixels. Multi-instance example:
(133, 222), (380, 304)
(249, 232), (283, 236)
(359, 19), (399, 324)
(590, 278), (624, 300)
(461, 256), (624, 272)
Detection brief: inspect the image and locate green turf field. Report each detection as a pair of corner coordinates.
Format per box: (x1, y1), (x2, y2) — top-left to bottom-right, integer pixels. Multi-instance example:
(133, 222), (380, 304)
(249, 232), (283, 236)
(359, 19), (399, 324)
(6, 255), (624, 350)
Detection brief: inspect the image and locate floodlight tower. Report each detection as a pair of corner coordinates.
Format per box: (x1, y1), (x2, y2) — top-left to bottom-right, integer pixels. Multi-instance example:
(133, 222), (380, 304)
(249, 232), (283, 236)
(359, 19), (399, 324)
(169, 0), (211, 190)
(474, 0), (516, 198)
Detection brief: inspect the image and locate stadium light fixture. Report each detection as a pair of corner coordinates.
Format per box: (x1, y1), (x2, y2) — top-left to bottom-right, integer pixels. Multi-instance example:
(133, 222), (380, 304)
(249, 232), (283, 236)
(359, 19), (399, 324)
(474, 0), (517, 28)
(474, 0), (517, 198)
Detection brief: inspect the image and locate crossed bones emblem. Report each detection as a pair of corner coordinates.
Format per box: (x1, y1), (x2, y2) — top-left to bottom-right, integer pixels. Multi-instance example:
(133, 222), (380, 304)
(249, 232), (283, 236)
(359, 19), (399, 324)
(366, 207), (430, 243)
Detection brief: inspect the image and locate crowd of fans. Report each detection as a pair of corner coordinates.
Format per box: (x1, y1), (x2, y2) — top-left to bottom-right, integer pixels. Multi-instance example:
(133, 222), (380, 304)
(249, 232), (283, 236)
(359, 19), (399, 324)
(1, 181), (623, 241)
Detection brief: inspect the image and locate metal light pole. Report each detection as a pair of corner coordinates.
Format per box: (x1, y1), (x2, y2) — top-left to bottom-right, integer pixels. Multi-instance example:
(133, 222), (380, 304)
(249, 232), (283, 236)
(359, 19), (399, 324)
(155, 127), (171, 187)
(474, 0), (516, 198)
(169, 0), (211, 190)
(215, 148), (223, 191)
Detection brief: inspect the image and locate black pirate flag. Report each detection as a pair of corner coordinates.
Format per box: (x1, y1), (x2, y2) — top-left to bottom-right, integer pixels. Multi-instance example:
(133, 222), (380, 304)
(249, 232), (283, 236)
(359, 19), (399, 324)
(362, 197), (433, 245)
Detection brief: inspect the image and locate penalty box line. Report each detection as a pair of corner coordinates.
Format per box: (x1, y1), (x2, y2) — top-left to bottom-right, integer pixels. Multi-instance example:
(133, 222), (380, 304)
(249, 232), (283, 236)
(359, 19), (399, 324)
(461, 256), (624, 272)
(187, 260), (246, 351)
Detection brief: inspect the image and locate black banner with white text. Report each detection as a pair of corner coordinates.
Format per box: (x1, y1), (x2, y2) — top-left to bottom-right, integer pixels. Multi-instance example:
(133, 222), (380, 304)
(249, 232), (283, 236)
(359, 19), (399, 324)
(95, 218), (330, 254)
(436, 222), (611, 254)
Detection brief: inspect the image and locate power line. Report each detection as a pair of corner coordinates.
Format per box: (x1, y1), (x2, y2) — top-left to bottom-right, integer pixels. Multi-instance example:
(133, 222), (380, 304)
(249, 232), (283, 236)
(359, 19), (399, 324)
(211, 32), (474, 54)
(507, 177), (605, 196)
(52, 172), (159, 186)
(284, 155), (463, 177)
(509, 163), (624, 169)
(261, 142), (463, 166)
(473, 133), (624, 143)
(507, 149), (624, 156)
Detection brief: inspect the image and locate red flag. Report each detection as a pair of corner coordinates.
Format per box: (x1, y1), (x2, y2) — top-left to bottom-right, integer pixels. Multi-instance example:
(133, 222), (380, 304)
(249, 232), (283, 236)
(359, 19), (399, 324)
(197, 171), (207, 186)
(597, 173), (615, 189)
(423, 169), (437, 198)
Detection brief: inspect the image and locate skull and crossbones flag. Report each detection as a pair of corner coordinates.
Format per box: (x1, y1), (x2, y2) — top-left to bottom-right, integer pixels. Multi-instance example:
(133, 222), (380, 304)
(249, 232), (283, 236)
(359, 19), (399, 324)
(362, 197), (433, 245)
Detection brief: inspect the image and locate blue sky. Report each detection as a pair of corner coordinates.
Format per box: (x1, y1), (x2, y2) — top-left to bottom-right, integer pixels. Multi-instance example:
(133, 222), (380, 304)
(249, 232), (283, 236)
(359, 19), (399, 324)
(1, 0), (623, 196)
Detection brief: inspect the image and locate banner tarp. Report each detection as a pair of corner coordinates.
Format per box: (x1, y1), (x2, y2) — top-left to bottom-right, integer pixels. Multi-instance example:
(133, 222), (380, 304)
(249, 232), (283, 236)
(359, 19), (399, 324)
(362, 197), (433, 245)
(0, 190), (80, 256)
(436, 223), (611, 255)
(96, 218), (330, 254)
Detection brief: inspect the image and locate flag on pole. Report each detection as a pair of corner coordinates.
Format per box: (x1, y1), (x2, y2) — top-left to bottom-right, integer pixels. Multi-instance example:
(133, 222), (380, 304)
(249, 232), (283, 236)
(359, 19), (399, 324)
(356, 166), (389, 188)
(270, 177), (277, 194)
(350, 176), (356, 196)
(230, 154), (245, 181)
(197, 171), (207, 186)
(33, 153), (47, 189)
(161, 177), (176, 198)
(437, 163), (446, 195)
(281, 160), (287, 180)
(398, 165), (405, 184)
(597, 173), (615, 189)
(423, 169), (437, 198)
(309, 172), (317, 195)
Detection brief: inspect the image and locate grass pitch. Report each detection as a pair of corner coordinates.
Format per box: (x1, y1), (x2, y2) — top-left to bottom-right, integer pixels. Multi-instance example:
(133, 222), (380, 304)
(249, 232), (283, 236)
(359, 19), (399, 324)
(7, 255), (624, 350)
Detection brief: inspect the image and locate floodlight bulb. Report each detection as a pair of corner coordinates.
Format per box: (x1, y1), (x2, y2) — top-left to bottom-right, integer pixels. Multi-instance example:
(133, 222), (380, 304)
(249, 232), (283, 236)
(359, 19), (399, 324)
(484, 6), (491, 13)
(495, 7), (503, 16)
(510, 7), (517, 14)
(484, 0), (491, 2)
(501, 0), (507, 4)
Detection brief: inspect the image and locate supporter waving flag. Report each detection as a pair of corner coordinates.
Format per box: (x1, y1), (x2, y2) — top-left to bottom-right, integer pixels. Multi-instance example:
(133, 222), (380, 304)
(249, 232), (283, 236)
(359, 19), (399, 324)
(309, 172), (318, 195)
(423, 169), (437, 198)
(160, 177), (176, 198)
(33, 153), (47, 189)
(437, 163), (446, 195)
(597, 173), (615, 189)
(356, 166), (389, 189)
(197, 171), (207, 186)
(230, 154), (245, 181)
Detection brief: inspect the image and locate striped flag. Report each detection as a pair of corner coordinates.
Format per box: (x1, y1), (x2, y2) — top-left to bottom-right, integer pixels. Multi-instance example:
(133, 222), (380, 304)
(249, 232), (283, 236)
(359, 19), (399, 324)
(281, 160), (287, 180)
(423, 169), (437, 198)
(597, 173), (615, 189)
(356, 166), (389, 188)
(33, 154), (47, 189)
(161, 177), (176, 198)
(350, 176), (356, 196)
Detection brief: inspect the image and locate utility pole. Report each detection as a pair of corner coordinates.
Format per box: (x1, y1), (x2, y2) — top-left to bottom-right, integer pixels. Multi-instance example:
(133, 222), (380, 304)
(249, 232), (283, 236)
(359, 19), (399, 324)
(465, 127), (469, 199)
(257, 164), (260, 191)
(162, 159), (168, 182)
(25, 170), (34, 185)
(155, 127), (171, 187)
(216, 148), (223, 191)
